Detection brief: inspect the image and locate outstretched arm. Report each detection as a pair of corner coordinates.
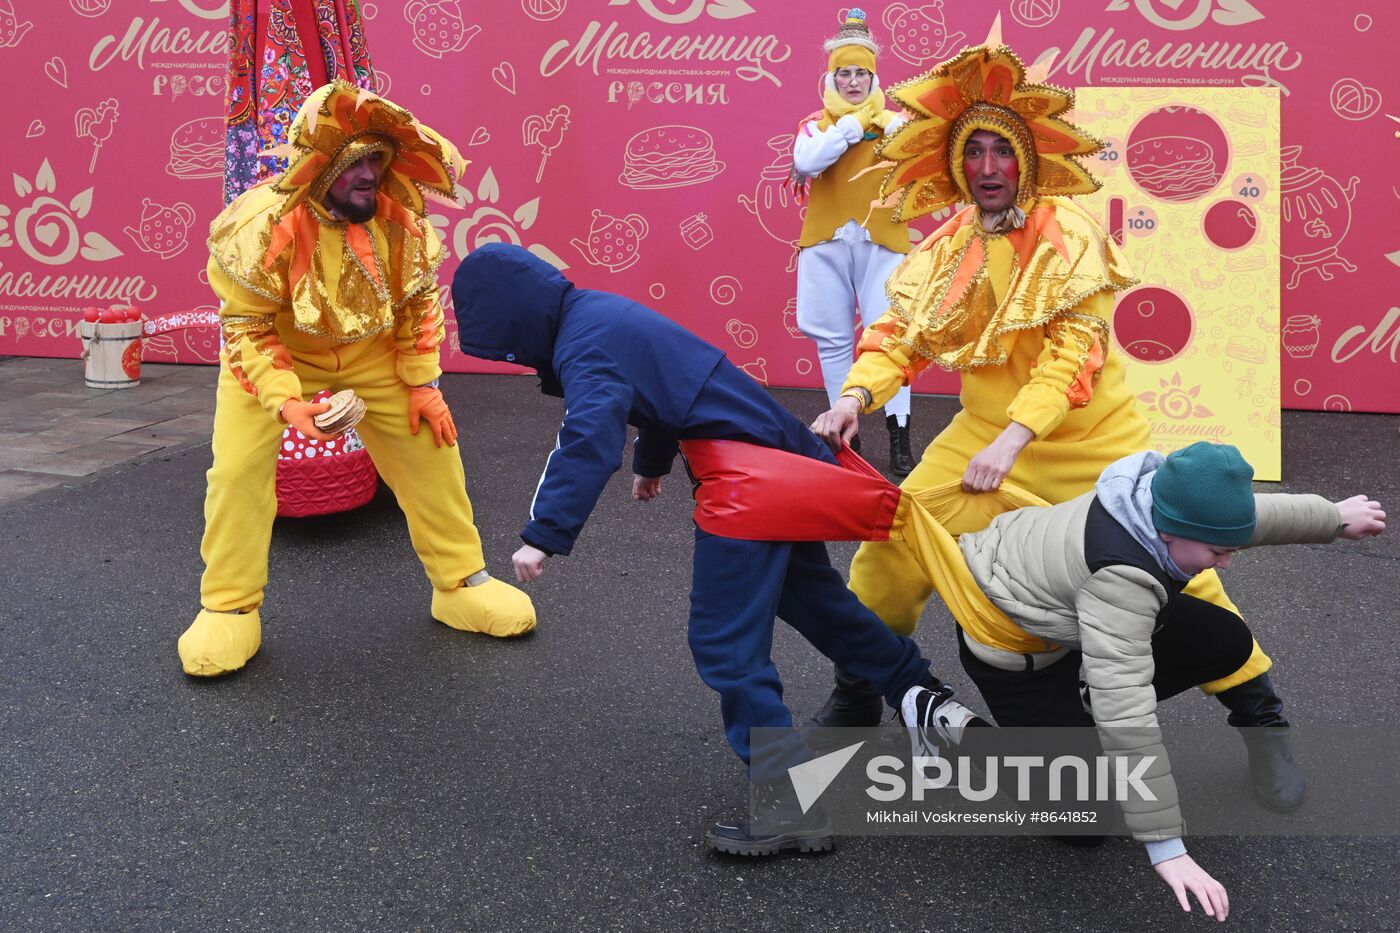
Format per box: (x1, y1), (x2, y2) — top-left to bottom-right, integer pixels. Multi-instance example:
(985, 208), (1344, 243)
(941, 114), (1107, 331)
(519, 348), (634, 560)
(1250, 493), (1384, 546)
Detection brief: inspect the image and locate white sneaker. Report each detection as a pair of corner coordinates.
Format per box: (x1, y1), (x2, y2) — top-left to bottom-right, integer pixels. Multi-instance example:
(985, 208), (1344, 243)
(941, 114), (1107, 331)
(900, 684), (982, 759)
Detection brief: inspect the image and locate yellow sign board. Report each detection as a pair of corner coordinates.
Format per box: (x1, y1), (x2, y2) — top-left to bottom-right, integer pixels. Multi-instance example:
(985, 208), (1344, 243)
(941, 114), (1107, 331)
(1077, 87), (1281, 481)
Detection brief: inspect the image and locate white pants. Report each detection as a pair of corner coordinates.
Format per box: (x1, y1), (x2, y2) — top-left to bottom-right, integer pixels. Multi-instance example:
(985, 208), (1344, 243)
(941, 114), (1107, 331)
(795, 236), (911, 422)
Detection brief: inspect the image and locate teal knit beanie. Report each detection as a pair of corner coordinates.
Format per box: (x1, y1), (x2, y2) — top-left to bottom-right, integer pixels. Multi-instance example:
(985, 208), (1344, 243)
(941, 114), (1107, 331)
(1150, 442), (1256, 546)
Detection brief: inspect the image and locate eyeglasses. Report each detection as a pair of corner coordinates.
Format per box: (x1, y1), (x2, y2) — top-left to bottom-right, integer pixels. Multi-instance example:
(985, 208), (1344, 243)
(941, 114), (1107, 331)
(833, 68), (872, 84)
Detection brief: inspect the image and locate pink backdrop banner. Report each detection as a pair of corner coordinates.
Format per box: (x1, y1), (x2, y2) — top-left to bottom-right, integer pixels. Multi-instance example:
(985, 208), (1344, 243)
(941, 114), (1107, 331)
(0, 0), (1394, 412)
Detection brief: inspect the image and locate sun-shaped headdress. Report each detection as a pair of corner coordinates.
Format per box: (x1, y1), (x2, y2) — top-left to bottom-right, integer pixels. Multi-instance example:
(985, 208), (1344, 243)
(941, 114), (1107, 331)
(877, 16), (1102, 221)
(266, 80), (467, 222)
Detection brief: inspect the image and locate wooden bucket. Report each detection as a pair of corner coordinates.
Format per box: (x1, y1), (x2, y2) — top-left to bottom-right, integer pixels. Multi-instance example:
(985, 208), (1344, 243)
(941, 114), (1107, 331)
(78, 320), (142, 389)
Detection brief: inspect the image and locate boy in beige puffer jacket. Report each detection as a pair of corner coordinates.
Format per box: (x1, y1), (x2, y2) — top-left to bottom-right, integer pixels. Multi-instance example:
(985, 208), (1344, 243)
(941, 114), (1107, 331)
(905, 441), (1385, 921)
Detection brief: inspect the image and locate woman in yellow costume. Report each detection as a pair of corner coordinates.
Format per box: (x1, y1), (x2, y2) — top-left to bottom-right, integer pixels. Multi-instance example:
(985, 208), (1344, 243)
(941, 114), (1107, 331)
(178, 81), (536, 677)
(790, 8), (915, 476)
(808, 20), (1300, 813)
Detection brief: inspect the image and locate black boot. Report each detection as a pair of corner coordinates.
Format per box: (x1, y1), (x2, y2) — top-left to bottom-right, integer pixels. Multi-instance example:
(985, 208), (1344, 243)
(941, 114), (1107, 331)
(705, 780), (834, 856)
(803, 667), (884, 728)
(886, 414), (914, 477)
(1217, 673), (1304, 811)
(1237, 726), (1305, 811)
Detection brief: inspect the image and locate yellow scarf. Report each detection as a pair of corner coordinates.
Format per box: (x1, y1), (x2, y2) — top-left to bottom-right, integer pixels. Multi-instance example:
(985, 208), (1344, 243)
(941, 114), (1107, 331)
(816, 83), (896, 134)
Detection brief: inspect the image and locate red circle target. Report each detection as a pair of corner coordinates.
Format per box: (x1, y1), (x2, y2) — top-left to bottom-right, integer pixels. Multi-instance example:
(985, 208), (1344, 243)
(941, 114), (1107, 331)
(1113, 286), (1194, 364)
(1125, 107), (1228, 203)
(1202, 199), (1258, 250)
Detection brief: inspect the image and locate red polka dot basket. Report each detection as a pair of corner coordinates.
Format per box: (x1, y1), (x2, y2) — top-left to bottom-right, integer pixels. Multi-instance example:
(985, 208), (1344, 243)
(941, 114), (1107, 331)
(275, 389), (379, 517)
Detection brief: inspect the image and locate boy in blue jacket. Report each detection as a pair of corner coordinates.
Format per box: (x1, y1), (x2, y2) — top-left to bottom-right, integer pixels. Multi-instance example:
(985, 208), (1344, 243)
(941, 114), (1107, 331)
(451, 243), (976, 855)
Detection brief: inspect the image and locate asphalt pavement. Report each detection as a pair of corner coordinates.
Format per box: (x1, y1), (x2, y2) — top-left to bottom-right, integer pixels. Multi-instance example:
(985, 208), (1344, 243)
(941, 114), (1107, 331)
(2, 375), (1396, 932)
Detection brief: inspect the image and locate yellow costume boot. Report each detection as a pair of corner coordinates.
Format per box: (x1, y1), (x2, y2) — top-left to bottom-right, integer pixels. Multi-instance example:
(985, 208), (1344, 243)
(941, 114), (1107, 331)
(179, 609), (262, 676)
(432, 577), (537, 637)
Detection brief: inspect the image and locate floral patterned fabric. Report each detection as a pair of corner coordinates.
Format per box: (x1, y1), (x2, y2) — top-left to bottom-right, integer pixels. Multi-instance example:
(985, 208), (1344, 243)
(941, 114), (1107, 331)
(223, 0), (375, 205)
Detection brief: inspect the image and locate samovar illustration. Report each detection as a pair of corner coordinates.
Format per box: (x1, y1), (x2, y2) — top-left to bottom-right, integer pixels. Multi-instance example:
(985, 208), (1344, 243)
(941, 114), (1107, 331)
(1280, 145), (1358, 290)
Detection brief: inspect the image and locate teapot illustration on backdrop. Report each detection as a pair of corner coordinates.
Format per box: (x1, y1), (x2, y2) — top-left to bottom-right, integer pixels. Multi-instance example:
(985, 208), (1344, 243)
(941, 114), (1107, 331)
(0, 0), (33, 48)
(124, 198), (195, 259)
(883, 2), (965, 67)
(403, 0), (480, 59)
(572, 209), (648, 272)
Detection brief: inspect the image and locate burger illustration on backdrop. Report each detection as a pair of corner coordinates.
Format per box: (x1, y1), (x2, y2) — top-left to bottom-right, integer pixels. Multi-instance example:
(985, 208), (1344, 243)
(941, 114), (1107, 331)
(166, 117), (223, 179)
(619, 124), (725, 190)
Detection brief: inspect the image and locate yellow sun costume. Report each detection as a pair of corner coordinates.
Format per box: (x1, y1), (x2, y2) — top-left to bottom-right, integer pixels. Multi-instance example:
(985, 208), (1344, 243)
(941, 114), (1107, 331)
(840, 21), (1267, 691)
(179, 82), (535, 677)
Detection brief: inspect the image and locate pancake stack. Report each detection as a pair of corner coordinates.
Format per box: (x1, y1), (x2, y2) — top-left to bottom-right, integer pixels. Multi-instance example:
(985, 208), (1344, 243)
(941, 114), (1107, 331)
(312, 389), (367, 435)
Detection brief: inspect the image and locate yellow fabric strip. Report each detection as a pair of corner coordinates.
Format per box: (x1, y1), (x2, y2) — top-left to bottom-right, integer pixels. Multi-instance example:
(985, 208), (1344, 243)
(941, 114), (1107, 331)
(892, 479), (1056, 654)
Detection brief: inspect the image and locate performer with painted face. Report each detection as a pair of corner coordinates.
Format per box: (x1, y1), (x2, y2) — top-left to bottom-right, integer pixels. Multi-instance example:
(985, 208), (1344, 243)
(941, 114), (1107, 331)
(791, 9), (916, 477)
(178, 82), (535, 677)
(809, 20), (1303, 819)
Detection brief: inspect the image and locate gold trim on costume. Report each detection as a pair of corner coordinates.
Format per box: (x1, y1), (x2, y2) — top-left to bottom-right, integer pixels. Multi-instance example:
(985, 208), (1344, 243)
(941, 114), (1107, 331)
(208, 185), (440, 344)
(877, 198), (1136, 373)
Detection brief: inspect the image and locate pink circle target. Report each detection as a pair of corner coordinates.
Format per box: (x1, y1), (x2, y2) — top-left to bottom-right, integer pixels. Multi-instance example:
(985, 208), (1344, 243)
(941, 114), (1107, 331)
(1113, 286), (1194, 364)
(1125, 107), (1229, 203)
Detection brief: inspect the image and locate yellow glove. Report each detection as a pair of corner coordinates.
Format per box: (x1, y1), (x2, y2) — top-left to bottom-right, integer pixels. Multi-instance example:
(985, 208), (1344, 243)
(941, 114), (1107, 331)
(279, 397), (335, 441)
(409, 385), (458, 447)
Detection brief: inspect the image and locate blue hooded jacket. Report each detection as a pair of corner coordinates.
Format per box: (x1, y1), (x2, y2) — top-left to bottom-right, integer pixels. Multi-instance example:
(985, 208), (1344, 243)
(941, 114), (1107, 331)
(451, 243), (829, 556)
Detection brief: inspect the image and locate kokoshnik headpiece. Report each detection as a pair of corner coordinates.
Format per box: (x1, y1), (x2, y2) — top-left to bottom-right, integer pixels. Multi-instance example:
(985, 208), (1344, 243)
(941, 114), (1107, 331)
(876, 15), (1102, 221)
(825, 7), (878, 73)
(265, 80), (467, 223)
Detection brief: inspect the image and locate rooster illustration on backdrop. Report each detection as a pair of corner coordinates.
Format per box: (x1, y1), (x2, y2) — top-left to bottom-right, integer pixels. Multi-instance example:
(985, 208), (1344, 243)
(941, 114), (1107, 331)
(522, 106), (571, 183)
(75, 99), (120, 173)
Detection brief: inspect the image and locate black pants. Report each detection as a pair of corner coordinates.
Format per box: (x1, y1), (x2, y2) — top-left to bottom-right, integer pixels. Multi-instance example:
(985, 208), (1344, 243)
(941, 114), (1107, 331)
(957, 592), (1256, 729)
(953, 593), (1257, 826)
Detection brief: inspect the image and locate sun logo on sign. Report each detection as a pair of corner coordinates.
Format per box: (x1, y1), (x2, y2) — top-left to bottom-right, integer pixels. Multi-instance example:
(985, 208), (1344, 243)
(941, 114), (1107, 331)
(0, 159), (123, 265)
(1137, 373), (1213, 421)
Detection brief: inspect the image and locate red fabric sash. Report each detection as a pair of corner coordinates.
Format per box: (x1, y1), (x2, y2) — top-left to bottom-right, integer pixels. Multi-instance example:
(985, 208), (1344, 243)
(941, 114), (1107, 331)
(680, 439), (902, 542)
